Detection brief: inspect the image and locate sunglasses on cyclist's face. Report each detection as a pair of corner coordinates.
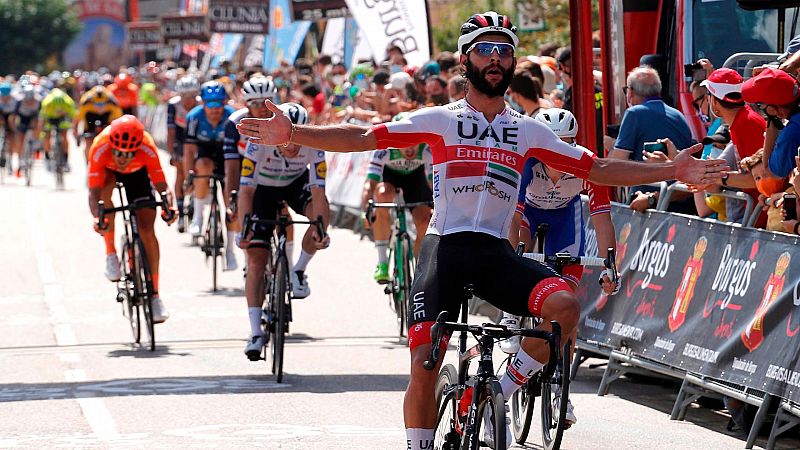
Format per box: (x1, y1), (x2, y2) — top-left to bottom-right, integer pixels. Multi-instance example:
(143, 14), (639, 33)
(466, 41), (515, 58)
(112, 149), (136, 159)
(93, 101), (107, 108)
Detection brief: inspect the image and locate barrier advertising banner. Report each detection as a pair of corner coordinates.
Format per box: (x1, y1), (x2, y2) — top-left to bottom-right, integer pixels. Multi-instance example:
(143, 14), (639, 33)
(208, 0), (270, 34)
(291, 0), (349, 21)
(325, 151), (372, 208)
(576, 204), (800, 402)
(343, 0), (430, 66)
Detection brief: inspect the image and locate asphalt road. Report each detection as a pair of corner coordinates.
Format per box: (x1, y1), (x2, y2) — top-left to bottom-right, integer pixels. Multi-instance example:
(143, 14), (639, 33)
(0, 146), (796, 449)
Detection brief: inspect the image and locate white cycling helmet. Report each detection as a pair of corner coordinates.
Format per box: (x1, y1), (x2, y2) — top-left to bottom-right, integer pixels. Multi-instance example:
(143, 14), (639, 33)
(278, 102), (308, 125)
(534, 108), (578, 138)
(457, 11), (519, 55)
(242, 76), (276, 101)
(175, 76), (199, 94)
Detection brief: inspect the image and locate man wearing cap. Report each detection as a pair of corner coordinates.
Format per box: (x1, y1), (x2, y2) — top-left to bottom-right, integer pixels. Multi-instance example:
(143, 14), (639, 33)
(742, 67), (800, 178)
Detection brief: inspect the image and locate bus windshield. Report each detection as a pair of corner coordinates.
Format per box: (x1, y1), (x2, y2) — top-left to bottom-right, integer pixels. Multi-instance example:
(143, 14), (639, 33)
(692, 0), (794, 67)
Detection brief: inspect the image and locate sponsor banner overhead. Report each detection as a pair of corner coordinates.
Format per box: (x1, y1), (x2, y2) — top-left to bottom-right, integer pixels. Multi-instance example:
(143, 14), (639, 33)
(64, 0), (127, 70)
(160, 13), (210, 43)
(127, 21), (161, 50)
(343, 0), (430, 67)
(208, 0), (270, 34)
(291, 0), (349, 21)
(576, 204), (800, 402)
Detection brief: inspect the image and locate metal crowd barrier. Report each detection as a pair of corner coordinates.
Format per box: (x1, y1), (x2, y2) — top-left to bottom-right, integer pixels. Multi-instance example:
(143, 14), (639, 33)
(657, 182), (754, 226)
(723, 52), (782, 79)
(769, 400), (800, 449)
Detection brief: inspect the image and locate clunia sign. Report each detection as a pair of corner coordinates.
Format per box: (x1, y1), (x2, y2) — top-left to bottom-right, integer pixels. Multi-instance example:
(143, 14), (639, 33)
(208, 0), (270, 34)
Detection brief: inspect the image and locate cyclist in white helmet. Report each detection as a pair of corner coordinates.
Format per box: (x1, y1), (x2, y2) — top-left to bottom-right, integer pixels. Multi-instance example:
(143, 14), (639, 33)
(167, 76), (199, 232)
(236, 102), (330, 359)
(499, 107), (620, 427)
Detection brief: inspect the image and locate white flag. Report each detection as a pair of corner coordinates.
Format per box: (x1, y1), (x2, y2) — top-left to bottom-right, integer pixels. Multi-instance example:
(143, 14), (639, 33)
(343, 0), (430, 67)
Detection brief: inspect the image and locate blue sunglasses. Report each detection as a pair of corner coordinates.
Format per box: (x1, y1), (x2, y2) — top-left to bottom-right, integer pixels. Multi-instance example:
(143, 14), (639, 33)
(466, 41), (515, 58)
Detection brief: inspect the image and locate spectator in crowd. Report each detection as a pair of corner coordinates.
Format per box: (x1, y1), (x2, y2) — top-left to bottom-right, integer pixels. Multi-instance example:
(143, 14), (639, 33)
(384, 44), (407, 72)
(741, 68), (800, 179)
(550, 88), (564, 108)
(557, 46), (604, 152)
(778, 34), (800, 76)
(436, 52), (458, 79)
(300, 82), (325, 124)
(508, 71), (544, 117)
(609, 66), (695, 213)
(424, 76), (448, 106)
(691, 126), (732, 220)
(739, 150), (794, 232)
(447, 75), (465, 102)
(539, 42), (559, 58)
(780, 156), (800, 235)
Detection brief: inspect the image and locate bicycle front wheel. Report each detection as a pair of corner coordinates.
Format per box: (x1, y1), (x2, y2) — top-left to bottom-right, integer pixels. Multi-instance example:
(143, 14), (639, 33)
(269, 255), (289, 383)
(133, 239), (156, 351)
(395, 235), (414, 337)
(209, 200), (220, 291)
(511, 318), (537, 444)
(53, 134), (64, 190)
(475, 380), (507, 450)
(540, 338), (572, 450)
(433, 364), (460, 450)
(120, 242), (140, 344)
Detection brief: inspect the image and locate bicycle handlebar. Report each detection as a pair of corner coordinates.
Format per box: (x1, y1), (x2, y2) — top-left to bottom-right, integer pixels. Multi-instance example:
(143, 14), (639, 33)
(364, 199), (433, 225)
(242, 213), (327, 242)
(423, 310), (562, 371)
(523, 247), (619, 287)
(184, 170), (224, 190)
(97, 190), (170, 230)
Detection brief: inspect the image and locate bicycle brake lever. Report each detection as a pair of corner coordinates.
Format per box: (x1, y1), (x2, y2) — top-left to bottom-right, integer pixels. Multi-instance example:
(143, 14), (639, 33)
(423, 311), (449, 370)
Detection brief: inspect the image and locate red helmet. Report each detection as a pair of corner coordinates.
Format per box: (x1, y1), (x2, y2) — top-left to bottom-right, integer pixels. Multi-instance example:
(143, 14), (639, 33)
(114, 73), (132, 87)
(108, 115), (144, 152)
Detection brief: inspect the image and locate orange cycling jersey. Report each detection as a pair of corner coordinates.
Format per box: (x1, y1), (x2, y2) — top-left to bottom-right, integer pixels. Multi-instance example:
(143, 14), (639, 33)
(108, 84), (139, 109)
(87, 128), (167, 189)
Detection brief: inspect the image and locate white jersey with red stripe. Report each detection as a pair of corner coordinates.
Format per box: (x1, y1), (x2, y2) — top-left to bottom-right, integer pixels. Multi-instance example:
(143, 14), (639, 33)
(371, 99), (595, 239)
(516, 144), (611, 216)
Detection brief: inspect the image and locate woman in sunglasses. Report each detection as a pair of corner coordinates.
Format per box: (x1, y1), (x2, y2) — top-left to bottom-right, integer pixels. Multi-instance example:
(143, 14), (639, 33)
(87, 115), (177, 323)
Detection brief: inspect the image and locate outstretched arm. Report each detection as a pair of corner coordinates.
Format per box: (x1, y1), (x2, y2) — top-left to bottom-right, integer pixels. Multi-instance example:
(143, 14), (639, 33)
(237, 100), (376, 153)
(588, 144), (728, 186)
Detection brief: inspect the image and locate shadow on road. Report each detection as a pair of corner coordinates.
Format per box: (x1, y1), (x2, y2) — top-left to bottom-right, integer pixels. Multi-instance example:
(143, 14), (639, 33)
(0, 373), (408, 403)
(106, 344), (192, 359)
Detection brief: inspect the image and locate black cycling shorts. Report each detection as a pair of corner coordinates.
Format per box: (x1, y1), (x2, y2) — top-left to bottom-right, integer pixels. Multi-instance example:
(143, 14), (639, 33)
(84, 112), (112, 134)
(248, 172), (312, 248)
(195, 143), (225, 179)
(407, 232), (570, 350)
(112, 167), (156, 205)
(16, 114), (37, 133)
(382, 166), (432, 206)
(171, 127), (186, 159)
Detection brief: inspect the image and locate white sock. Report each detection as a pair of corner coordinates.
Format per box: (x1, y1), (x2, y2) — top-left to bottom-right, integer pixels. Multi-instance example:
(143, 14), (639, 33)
(406, 428), (434, 450)
(248, 307), (262, 337)
(226, 231), (236, 253)
(192, 196), (209, 222)
(286, 241), (294, 268)
(375, 240), (389, 265)
(293, 249), (313, 272)
(499, 348), (545, 399)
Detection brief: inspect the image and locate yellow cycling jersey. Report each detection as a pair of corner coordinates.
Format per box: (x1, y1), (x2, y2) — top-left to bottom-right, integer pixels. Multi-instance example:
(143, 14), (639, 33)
(77, 89), (123, 125)
(39, 89), (76, 120)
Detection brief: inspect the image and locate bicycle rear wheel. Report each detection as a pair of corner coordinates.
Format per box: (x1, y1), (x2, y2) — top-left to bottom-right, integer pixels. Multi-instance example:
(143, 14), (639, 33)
(433, 364), (460, 450)
(394, 235), (413, 338)
(208, 199), (220, 291)
(268, 255), (289, 382)
(475, 380), (507, 450)
(540, 338), (572, 450)
(120, 242), (140, 343)
(53, 133), (64, 190)
(22, 138), (33, 187)
(133, 239), (156, 351)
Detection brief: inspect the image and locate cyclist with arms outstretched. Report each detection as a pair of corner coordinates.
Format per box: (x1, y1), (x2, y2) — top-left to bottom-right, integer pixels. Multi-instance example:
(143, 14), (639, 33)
(236, 12), (726, 450)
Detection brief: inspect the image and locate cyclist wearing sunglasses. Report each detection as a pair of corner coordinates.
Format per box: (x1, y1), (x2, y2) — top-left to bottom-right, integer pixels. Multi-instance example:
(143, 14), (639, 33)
(87, 115), (177, 323)
(236, 11), (727, 450)
(167, 76), (200, 233)
(75, 85), (122, 159)
(184, 81), (237, 268)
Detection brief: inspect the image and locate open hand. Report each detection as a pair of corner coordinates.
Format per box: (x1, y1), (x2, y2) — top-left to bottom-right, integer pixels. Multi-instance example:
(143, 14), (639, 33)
(673, 143), (728, 185)
(236, 100), (292, 145)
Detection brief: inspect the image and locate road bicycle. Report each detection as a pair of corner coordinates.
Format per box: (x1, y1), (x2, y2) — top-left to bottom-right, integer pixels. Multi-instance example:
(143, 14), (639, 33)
(504, 223), (619, 449)
(19, 129), (36, 187)
(365, 199), (432, 338)
(0, 126), (9, 184)
(425, 284), (567, 450)
(45, 122), (68, 190)
(98, 183), (173, 351)
(242, 208), (325, 383)
(185, 170), (225, 291)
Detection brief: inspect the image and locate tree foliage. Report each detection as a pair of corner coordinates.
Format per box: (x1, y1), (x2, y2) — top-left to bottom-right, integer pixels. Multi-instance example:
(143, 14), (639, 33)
(431, 0), (599, 57)
(0, 0), (82, 74)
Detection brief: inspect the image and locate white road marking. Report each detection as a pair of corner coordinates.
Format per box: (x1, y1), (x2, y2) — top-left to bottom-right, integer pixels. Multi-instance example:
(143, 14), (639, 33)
(26, 190), (119, 442)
